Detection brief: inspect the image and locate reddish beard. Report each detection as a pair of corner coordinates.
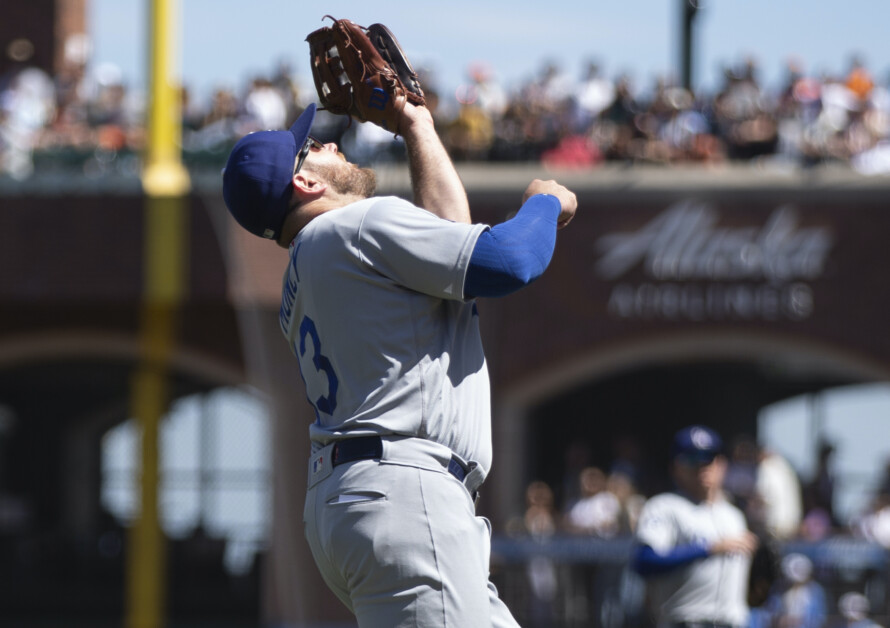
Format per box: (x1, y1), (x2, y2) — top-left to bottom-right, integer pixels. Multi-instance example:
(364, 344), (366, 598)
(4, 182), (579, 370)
(312, 161), (377, 198)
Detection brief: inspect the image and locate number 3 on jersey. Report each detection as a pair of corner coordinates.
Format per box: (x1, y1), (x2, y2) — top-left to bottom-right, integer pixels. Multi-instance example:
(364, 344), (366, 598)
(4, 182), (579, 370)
(297, 316), (338, 416)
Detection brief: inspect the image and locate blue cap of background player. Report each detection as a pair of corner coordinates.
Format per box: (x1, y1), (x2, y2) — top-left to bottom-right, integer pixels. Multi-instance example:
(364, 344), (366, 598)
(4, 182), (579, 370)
(671, 425), (723, 465)
(222, 103), (317, 240)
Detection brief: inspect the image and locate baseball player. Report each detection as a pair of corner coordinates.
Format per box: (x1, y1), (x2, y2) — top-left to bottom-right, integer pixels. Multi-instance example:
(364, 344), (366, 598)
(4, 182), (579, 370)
(222, 97), (576, 627)
(633, 425), (759, 628)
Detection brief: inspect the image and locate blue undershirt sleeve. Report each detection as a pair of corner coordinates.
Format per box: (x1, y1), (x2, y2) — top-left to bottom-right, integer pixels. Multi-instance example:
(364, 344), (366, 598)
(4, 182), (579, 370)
(464, 194), (561, 298)
(632, 542), (711, 576)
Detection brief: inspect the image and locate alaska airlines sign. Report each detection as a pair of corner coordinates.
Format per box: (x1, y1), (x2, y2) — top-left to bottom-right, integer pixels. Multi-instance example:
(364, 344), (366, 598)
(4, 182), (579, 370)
(594, 201), (834, 321)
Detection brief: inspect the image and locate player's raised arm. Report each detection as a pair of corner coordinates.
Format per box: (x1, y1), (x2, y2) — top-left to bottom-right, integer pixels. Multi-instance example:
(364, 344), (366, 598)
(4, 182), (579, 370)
(399, 103), (471, 223)
(307, 17), (469, 224)
(464, 179), (577, 299)
(523, 178), (577, 229)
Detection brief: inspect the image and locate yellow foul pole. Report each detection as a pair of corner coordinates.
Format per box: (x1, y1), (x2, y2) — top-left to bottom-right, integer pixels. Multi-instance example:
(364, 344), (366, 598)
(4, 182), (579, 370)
(127, 0), (190, 626)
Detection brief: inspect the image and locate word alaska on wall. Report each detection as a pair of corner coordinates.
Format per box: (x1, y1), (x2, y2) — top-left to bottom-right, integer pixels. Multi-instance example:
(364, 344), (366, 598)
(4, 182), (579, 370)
(593, 200), (834, 322)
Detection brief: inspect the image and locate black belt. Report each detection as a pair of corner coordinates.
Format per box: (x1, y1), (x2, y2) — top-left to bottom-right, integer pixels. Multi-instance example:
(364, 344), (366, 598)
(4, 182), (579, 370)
(331, 435), (470, 483)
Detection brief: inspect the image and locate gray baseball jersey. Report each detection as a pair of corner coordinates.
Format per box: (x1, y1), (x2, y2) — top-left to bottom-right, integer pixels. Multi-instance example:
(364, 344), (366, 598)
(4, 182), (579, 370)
(279, 195), (492, 470)
(636, 492), (752, 626)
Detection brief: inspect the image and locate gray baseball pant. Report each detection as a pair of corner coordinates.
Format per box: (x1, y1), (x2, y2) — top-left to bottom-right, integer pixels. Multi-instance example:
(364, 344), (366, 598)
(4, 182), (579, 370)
(304, 440), (520, 627)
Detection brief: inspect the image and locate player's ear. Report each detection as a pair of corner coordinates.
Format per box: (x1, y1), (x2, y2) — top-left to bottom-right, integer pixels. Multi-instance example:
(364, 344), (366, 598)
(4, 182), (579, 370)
(292, 171), (327, 202)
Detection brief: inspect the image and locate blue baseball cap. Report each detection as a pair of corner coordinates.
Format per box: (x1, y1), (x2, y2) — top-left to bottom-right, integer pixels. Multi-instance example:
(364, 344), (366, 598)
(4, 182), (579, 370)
(222, 103), (317, 240)
(671, 425), (723, 465)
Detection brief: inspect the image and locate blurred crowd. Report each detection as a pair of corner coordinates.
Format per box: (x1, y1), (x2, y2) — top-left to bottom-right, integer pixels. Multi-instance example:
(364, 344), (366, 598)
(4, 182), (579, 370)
(503, 433), (890, 628)
(2, 52), (890, 179)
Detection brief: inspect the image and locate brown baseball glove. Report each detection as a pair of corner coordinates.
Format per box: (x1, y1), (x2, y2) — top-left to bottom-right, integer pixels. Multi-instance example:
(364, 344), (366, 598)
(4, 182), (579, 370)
(306, 16), (426, 135)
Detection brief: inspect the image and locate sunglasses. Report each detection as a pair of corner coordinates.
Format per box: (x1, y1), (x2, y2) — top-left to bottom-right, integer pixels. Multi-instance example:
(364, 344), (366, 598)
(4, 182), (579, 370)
(294, 136), (324, 175)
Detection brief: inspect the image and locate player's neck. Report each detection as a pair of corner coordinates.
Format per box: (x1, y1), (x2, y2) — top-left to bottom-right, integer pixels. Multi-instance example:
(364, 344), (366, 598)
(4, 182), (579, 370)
(676, 483), (716, 504)
(704, 486), (721, 503)
(279, 195), (363, 245)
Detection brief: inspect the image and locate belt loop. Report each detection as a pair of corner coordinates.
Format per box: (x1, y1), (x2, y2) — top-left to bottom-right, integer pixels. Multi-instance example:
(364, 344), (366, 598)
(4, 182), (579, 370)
(464, 463), (485, 500)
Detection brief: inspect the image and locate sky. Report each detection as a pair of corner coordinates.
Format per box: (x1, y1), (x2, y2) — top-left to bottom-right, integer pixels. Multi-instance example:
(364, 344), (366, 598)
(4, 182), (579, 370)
(88, 0), (890, 107)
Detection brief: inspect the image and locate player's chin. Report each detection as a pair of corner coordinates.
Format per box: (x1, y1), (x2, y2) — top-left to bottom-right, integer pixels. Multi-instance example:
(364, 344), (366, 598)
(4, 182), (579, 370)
(333, 165), (377, 199)
(359, 168), (377, 198)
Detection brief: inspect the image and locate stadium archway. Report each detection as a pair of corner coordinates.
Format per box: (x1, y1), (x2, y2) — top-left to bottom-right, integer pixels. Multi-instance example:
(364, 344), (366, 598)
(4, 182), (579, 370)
(491, 331), (884, 520)
(0, 331), (244, 534)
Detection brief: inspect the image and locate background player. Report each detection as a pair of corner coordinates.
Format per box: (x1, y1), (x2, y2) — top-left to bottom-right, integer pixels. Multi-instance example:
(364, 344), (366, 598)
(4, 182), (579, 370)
(222, 96), (576, 626)
(633, 425), (759, 628)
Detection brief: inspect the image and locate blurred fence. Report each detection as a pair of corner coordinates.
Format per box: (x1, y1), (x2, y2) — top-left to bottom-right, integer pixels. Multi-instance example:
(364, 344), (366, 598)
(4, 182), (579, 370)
(490, 535), (890, 628)
(1, 519), (889, 626)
